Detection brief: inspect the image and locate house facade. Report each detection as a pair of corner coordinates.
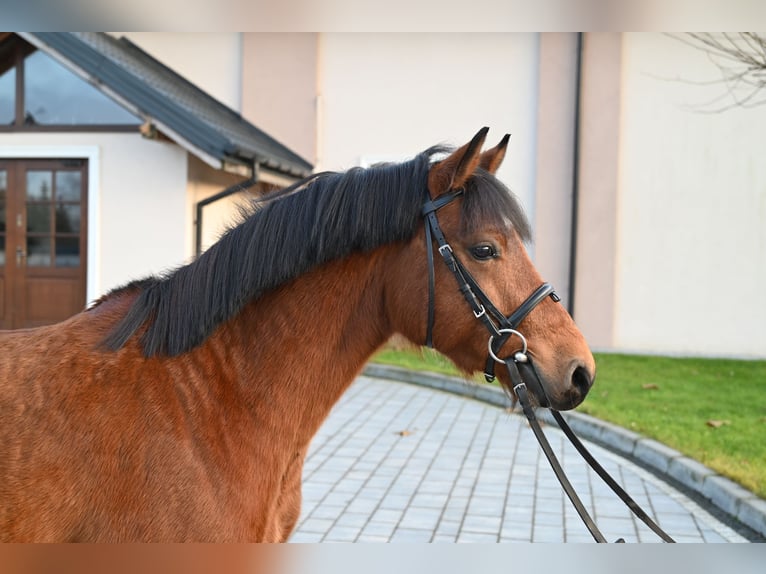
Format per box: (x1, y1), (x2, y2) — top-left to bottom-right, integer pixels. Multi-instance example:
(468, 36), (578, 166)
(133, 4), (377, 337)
(0, 32), (310, 330)
(1, 32), (763, 358)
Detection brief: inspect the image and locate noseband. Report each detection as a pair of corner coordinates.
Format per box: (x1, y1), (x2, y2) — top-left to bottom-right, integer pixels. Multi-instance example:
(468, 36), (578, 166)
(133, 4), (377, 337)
(421, 189), (674, 543)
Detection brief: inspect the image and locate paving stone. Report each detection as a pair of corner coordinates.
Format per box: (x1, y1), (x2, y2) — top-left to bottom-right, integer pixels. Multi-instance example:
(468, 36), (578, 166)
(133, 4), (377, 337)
(399, 507), (442, 530)
(435, 520), (461, 536)
(335, 512), (370, 528)
(699, 528), (728, 543)
(390, 528), (433, 542)
(702, 475), (750, 517)
(324, 525), (363, 541)
(584, 516), (636, 541)
(633, 439), (681, 474)
(737, 497), (766, 536)
(457, 531), (499, 543)
(345, 498), (380, 515)
(532, 524), (566, 542)
(462, 514), (502, 533)
(370, 508), (402, 524)
(356, 534), (391, 542)
(467, 496), (502, 514)
(289, 531), (324, 543)
(308, 505), (346, 520)
(500, 523), (532, 540)
(360, 522), (396, 537)
(298, 517), (336, 534)
(534, 511), (564, 527)
(379, 494), (412, 510)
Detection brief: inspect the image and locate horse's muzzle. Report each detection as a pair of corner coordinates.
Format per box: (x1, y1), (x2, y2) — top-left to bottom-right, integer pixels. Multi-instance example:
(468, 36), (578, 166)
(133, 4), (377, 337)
(518, 359), (594, 411)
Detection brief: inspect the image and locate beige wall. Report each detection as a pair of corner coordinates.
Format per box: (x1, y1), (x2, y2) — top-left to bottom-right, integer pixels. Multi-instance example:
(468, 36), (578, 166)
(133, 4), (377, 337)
(317, 33), (541, 220)
(533, 33), (580, 312)
(186, 156), (249, 256)
(566, 33), (766, 358)
(613, 33), (766, 357)
(0, 133), (188, 303)
(572, 33), (623, 350)
(241, 33), (318, 166)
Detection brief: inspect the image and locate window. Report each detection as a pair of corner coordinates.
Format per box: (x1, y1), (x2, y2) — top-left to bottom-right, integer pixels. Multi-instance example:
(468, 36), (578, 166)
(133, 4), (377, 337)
(0, 34), (140, 130)
(0, 66), (13, 125)
(25, 169), (83, 267)
(23, 51), (139, 125)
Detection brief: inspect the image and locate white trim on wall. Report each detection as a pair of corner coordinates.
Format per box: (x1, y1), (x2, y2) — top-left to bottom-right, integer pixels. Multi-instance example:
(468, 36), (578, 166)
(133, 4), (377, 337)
(0, 145), (101, 304)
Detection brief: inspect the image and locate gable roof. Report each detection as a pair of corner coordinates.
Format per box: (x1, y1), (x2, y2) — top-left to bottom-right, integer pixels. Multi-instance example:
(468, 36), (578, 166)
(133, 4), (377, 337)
(20, 33), (312, 179)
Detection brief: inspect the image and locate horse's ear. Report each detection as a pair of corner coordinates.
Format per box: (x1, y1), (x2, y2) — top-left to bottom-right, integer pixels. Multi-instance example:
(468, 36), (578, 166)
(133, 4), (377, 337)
(479, 134), (510, 174)
(428, 127), (489, 197)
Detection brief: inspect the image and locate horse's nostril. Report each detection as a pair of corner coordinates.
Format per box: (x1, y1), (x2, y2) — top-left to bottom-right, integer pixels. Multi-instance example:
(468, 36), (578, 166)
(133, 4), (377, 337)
(571, 364), (593, 396)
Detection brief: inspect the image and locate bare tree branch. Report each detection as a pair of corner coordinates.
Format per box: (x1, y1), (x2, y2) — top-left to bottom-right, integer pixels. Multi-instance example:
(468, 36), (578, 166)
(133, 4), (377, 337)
(670, 33), (766, 112)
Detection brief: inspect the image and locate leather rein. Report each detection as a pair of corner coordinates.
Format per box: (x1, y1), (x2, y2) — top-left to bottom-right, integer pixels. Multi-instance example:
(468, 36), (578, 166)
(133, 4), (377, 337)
(422, 189), (675, 543)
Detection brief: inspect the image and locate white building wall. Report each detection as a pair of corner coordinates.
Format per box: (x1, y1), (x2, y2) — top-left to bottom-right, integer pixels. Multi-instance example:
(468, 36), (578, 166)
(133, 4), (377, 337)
(96, 136), (188, 293)
(317, 33), (541, 232)
(0, 133), (188, 304)
(614, 33), (766, 357)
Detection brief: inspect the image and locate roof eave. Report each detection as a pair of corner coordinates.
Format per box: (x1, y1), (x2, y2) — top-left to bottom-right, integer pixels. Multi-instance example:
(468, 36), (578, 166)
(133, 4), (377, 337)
(223, 143), (312, 180)
(21, 33), (313, 181)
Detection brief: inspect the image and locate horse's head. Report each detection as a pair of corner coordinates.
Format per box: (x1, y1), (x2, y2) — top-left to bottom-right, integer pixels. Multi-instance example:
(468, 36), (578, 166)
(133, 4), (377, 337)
(387, 128), (595, 410)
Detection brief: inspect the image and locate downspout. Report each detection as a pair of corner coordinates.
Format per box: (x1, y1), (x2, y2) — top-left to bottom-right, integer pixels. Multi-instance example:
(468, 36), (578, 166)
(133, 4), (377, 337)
(194, 167), (259, 257)
(567, 32), (584, 317)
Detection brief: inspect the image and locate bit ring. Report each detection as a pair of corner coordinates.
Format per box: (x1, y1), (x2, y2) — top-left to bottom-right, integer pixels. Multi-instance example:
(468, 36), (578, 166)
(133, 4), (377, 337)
(487, 328), (528, 364)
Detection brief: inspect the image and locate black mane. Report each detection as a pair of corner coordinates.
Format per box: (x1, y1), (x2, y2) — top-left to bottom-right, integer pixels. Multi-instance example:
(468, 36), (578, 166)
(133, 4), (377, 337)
(101, 146), (530, 356)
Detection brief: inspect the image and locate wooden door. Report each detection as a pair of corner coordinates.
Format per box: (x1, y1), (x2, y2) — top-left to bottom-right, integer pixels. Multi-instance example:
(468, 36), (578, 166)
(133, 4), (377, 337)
(0, 159), (87, 330)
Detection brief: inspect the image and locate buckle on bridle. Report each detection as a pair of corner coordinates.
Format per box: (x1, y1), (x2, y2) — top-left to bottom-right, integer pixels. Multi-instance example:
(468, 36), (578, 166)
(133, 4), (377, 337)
(438, 244), (453, 256)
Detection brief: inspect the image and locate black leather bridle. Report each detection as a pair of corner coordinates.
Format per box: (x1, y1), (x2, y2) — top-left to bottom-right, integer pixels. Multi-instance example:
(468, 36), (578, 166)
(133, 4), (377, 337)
(422, 189), (675, 543)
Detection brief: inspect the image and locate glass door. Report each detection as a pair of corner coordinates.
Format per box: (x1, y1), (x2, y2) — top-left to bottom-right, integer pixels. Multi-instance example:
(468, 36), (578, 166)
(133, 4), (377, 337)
(0, 159), (87, 329)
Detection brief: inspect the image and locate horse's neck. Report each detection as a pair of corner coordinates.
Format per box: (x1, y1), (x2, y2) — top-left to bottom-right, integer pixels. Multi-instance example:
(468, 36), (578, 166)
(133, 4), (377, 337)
(210, 250), (394, 446)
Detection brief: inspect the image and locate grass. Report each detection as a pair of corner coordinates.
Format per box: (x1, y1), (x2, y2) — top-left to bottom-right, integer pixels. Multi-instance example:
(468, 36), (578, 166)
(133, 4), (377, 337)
(371, 347), (766, 499)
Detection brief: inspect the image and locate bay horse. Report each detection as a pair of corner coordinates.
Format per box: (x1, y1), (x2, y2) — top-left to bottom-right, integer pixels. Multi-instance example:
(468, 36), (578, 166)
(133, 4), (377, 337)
(0, 128), (595, 542)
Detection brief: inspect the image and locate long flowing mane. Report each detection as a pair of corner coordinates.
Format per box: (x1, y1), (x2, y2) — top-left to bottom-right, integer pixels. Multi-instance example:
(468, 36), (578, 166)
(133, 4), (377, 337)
(100, 146), (530, 357)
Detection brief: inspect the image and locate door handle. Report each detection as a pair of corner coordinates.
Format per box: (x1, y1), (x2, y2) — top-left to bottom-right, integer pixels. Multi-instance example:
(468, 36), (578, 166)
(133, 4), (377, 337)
(16, 247), (26, 266)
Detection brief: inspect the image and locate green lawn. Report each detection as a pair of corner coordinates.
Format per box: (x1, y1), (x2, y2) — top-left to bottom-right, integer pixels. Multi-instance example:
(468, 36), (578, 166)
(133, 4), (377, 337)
(371, 348), (766, 499)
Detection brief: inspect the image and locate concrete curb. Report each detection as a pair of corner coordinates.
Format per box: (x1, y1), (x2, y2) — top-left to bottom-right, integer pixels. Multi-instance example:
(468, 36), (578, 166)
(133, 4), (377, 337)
(362, 363), (766, 539)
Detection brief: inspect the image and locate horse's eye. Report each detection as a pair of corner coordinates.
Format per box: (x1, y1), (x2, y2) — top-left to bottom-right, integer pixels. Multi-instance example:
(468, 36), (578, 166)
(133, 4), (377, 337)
(470, 244), (497, 261)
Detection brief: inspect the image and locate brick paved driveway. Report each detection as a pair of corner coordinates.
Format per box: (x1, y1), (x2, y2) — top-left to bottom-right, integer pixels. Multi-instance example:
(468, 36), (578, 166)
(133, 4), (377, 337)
(290, 376), (748, 543)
